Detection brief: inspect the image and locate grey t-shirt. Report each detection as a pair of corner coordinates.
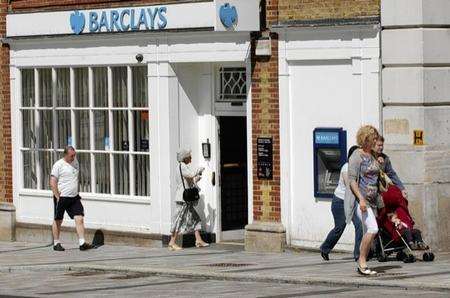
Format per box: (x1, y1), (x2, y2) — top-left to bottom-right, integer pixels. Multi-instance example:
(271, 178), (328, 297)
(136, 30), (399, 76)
(348, 150), (383, 209)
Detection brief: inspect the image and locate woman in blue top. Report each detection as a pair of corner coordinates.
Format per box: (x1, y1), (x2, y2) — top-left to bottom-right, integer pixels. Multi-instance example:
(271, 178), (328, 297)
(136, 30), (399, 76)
(320, 145), (362, 261)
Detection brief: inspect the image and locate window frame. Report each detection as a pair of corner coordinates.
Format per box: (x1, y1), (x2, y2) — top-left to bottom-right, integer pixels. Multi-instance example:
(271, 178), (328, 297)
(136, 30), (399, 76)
(18, 65), (151, 199)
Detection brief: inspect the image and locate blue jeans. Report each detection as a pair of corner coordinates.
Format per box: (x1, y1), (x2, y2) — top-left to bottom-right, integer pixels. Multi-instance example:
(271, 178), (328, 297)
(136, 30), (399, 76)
(320, 196), (363, 259)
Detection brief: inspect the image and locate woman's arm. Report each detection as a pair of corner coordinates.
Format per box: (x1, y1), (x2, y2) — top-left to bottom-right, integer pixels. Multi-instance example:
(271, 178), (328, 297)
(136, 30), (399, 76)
(347, 152), (367, 212)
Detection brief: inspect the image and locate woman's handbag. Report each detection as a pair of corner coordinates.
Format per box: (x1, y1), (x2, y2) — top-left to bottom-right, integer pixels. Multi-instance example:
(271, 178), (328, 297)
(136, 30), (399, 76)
(378, 168), (393, 193)
(179, 164), (200, 203)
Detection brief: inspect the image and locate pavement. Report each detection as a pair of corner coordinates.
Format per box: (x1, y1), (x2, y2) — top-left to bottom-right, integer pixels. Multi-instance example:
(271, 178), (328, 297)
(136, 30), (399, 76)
(0, 241), (450, 293)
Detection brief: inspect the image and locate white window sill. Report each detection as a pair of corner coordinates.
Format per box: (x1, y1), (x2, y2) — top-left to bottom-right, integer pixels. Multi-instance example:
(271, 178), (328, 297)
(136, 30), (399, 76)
(18, 189), (151, 205)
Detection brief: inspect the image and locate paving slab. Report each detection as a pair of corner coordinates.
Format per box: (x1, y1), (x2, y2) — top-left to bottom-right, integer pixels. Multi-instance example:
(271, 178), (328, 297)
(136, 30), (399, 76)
(0, 241), (449, 292)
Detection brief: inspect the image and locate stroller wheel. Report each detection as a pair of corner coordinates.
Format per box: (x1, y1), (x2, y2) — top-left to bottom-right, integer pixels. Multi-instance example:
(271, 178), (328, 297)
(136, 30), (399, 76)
(396, 251), (407, 261)
(403, 254), (416, 263)
(423, 252), (435, 262)
(378, 255), (388, 262)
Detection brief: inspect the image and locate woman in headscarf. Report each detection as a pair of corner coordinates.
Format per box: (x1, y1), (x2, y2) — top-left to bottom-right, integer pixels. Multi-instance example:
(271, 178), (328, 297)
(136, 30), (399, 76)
(168, 149), (210, 251)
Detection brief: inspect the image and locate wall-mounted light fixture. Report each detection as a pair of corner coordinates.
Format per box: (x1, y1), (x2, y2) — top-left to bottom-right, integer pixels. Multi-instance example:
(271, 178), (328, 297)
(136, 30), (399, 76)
(202, 139), (211, 159)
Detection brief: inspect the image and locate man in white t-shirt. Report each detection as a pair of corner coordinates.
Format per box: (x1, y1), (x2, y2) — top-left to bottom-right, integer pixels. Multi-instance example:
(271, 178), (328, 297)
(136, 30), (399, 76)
(50, 146), (93, 251)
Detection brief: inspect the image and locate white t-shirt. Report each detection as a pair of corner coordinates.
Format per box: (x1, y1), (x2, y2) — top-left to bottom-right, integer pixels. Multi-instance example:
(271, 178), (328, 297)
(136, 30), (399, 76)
(51, 158), (79, 197)
(334, 163), (348, 200)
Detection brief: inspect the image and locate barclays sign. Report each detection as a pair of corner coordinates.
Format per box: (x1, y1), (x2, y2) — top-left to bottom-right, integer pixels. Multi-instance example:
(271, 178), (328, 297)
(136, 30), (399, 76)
(69, 7), (168, 35)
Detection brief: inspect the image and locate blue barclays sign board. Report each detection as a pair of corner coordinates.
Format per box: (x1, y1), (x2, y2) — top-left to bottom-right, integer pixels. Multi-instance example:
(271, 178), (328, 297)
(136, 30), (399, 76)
(70, 7), (167, 35)
(314, 132), (340, 145)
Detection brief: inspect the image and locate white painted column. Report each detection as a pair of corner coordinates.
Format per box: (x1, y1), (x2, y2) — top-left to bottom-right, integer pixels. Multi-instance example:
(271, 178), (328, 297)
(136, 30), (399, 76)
(148, 60), (180, 234)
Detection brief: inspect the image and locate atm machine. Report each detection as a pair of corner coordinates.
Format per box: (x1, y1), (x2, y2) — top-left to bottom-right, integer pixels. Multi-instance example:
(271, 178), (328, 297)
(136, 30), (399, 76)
(313, 128), (347, 198)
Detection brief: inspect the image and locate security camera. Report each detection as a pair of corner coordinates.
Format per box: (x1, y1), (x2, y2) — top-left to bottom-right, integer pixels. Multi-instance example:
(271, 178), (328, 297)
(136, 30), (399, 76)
(135, 54), (143, 63)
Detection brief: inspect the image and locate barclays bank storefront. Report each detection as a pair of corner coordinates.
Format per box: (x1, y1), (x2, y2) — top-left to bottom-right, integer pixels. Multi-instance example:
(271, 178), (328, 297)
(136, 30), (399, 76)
(6, 0), (259, 243)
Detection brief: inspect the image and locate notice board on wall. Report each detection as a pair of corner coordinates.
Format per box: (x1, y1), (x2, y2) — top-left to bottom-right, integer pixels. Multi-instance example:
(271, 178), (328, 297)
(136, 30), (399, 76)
(257, 137), (273, 180)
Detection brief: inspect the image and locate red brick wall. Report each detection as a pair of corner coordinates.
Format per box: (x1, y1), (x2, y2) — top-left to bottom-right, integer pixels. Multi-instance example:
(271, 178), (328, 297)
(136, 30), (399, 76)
(0, 0), (12, 203)
(9, 0), (206, 12)
(251, 0), (280, 222)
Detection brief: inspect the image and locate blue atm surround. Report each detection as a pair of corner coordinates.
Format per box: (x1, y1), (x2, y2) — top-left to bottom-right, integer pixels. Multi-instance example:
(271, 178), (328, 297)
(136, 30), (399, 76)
(313, 128), (347, 198)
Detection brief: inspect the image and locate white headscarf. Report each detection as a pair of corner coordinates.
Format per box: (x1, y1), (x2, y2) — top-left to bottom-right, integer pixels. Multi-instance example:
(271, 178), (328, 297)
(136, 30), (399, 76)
(177, 149), (191, 162)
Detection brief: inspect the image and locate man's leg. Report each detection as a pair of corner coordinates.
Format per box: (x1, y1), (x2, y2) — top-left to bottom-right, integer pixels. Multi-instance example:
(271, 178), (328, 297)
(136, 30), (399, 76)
(74, 215), (85, 243)
(52, 219), (62, 244)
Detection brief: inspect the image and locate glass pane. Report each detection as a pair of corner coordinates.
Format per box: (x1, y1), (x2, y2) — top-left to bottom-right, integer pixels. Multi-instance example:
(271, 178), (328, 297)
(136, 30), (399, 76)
(132, 66), (147, 107)
(40, 151), (55, 190)
(95, 153), (110, 194)
(22, 69), (35, 107)
(134, 155), (150, 196)
(75, 110), (90, 150)
(56, 68), (70, 107)
(22, 110), (36, 148)
(39, 111), (53, 149)
(38, 69), (52, 107)
(113, 111), (128, 151)
(93, 67), (108, 107)
(23, 151), (37, 189)
(56, 110), (71, 148)
(75, 68), (89, 107)
(114, 154), (129, 195)
(133, 110), (149, 152)
(112, 67), (127, 107)
(77, 153), (91, 193)
(94, 111), (109, 150)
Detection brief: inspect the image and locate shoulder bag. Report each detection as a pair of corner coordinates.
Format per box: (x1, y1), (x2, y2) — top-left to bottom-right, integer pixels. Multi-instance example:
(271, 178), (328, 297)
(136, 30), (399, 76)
(179, 164), (200, 203)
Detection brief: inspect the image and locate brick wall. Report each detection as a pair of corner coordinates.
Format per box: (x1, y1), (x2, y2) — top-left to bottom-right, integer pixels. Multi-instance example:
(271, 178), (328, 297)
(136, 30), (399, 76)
(0, 0), (12, 203)
(278, 0), (380, 25)
(9, 0), (205, 12)
(251, 33), (280, 222)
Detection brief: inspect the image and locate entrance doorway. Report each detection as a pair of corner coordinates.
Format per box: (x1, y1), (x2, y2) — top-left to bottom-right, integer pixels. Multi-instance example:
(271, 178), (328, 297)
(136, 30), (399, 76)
(219, 116), (248, 237)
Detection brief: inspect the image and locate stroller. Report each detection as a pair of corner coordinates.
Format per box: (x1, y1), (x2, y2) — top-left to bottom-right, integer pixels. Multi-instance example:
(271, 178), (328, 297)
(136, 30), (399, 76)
(375, 186), (435, 263)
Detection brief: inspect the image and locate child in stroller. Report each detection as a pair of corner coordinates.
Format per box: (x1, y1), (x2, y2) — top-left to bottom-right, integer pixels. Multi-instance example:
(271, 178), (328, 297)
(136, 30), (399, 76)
(376, 185), (435, 263)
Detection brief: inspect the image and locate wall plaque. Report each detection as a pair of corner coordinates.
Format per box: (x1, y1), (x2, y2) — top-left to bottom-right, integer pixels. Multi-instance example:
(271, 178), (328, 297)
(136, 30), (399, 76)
(257, 137), (273, 179)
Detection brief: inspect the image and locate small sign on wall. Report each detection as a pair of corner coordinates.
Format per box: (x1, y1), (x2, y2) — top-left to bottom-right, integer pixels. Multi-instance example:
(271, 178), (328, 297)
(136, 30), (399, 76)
(257, 137), (273, 180)
(414, 130), (424, 145)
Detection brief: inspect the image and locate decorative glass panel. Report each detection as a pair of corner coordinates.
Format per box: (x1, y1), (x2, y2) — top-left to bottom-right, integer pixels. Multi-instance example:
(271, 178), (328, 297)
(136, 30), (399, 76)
(114, 154), (129, 195)
(39, 69), (53, 107)
(95, 153), (110, 193)
(22, 110), (36, 148)
(56, 110), (71, 148)
(39, 111), (53, 149)
(132, 66), (147, 107)
(218, 67), (247, 101)
(23, 150), (37, 189)
(21, 69), (35, 107)
(75, 68), (89, 107)
(77, 153), (91, 192)
(112, 67), (127, 107)
(93, 67), (108, 107)
(56, 68), (70, 107)
(134, 155), (150, 196)
(75, 110), (90, 150)
(39, 151), (55, 190)
(133, 111), (149, 152)
(94, 111), (109, 150)
(113, 111), (128, 151)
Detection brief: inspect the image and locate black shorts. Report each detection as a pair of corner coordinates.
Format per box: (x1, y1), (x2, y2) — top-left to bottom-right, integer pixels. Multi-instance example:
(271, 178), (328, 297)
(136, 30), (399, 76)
(53, 195), (84, 220)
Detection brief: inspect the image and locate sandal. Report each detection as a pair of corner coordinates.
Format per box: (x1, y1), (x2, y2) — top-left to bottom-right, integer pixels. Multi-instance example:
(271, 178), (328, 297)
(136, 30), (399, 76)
(357, 265), (377, 276)
(195, 241), (210, 248)
(168, 243), (182, 251)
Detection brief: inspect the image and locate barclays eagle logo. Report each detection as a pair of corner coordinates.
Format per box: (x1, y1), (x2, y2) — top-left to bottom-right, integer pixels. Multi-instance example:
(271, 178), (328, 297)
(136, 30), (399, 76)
(70, 11), (85, 35)
(219, 3), (237, 29)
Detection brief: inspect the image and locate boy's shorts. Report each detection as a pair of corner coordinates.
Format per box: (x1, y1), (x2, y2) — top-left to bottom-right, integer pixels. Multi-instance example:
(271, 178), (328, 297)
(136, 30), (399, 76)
(53, 195), (84, 220)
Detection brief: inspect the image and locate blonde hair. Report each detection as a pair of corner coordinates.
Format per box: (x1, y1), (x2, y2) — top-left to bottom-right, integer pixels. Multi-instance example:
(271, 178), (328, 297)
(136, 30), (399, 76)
(356, 125), (379, 148)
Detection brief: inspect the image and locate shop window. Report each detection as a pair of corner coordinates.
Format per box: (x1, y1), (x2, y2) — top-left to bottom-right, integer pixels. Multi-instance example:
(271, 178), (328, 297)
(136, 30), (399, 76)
(218, 67), (247, 102)
(19, 66), (150, 198)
